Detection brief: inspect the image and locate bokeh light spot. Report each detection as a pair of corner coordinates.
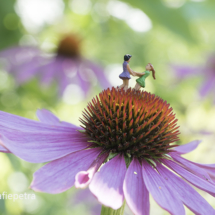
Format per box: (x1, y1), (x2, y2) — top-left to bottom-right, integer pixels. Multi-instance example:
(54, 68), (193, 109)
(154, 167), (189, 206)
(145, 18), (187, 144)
(63, 84), (85, 105)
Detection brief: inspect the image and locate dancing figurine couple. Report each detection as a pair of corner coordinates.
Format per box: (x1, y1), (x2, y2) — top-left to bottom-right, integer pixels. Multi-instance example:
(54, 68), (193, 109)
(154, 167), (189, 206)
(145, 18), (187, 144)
(119, 54), (156, 91)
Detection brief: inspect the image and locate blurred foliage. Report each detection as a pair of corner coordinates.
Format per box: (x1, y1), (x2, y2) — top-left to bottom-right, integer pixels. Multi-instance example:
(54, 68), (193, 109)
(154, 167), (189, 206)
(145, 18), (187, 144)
(0, 0), (22, 49)
(0, 0), (215, 214)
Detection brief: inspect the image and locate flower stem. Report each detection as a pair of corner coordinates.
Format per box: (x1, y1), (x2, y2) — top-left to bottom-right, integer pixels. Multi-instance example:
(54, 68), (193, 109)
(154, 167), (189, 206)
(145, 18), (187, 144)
(100, 201), (126, 215)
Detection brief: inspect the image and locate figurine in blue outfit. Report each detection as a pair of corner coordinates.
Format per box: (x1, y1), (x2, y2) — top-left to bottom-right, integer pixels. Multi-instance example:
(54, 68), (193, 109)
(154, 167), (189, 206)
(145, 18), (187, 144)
(119, 54), (144, 91)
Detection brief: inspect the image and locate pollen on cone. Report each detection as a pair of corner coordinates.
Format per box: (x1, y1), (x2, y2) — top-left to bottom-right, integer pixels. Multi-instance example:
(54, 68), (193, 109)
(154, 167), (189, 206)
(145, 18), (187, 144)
(80, 87), (180, 160)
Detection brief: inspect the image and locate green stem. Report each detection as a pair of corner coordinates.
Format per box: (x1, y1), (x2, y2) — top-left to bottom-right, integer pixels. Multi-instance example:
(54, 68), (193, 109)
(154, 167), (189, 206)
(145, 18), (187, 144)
(100, 201), (126, 215)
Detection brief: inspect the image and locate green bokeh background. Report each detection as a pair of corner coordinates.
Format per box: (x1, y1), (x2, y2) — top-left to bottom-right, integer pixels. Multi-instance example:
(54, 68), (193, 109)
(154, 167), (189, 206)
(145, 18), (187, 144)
(0, 0), (215, 214)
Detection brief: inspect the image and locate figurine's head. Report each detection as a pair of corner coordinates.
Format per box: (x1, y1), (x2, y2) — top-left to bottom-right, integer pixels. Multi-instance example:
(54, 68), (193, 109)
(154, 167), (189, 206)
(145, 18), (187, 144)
(124, 54), (132, 62)
(146, 63), (156, 80)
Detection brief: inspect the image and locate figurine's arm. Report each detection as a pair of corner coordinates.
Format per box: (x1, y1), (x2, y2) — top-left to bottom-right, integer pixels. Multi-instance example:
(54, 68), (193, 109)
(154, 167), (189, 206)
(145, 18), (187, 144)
(127, 64), (145, 76)
(135, 71), (146, 77)
(127, 64), (135, 76)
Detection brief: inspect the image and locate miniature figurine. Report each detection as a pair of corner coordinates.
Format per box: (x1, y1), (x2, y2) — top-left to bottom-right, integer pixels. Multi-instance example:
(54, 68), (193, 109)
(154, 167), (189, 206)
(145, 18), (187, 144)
(119, 54), (144, 91)
(134, 63), (156, 91)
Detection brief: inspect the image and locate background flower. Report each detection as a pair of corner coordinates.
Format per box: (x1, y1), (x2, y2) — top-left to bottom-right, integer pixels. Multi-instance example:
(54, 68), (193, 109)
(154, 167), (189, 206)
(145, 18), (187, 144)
(172, 53), (215, 103)
(0, 34), (110, 97)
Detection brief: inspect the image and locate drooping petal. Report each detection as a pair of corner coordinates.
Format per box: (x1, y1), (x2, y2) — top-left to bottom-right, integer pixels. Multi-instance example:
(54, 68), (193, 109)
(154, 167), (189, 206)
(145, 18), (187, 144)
(36, 109), (60, 124)
(30, 148), (102, 193)
(0, 142), (10, 153)
(156, 162), (215, 215)
(199, 76), (215, 97)
(36, 109), (80, 129)
(162, 159), (215, 196)
(173, 140), (201, 154)
(75, 151), (109, 189)
(0, 129), (89, 163)
(0, 111), (74, 133)
(170, 152), (213, 183)
(14, 56), (43, 84)
(171, 65), (199, 79)
(89, 155), (126, 210)
(83, 59), (110, 89)
(0, 46), (40, 74)
(123, 158), (149, 215)
(194, 163), (215, 177)
(142, 161), (185, 215)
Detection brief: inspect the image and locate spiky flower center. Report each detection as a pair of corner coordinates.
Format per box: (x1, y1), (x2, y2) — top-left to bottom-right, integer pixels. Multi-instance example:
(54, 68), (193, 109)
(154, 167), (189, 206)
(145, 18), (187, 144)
(80, 88), (180, 160)
(57, 35), (80, 58)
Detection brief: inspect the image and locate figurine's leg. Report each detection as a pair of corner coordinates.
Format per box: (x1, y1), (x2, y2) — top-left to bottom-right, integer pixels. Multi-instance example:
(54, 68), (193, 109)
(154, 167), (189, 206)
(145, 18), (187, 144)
(119, 82), (125, 89)
(119, 79), (129, 90)
(124, 79), (129, 91)
(119, 79), (127, 89)
(134, 83), (141, 91)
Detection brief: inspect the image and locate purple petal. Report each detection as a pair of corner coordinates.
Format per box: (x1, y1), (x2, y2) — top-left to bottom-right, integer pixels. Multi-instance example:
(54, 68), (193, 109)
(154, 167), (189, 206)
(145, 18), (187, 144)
(0, 46), (40, 67)
(75, 151), (109, 189)
(37, 60), (57, 86)
(30, 148), (102, 193)
(199, 76), (215, 97)
(173, 140), (201, 154)
(1, 129), (89, 163)
(162, 159), (215, 196)
(170, 152), (213, 183)
(36, 109), (80, 129)
(171, 65), (199, 79)
(187, 162), (215, 181)
(142, 161), (185, 215)
(37, 109), (60, 124)
(0, 142), (10, 153)
(123, 159), (149, 215)
(0, 111), (74, 133)
(89, 155), (126, 210)
(156, 162), (215, 215)
(14, 56), (43, 84)
(83, 59), (110, 88)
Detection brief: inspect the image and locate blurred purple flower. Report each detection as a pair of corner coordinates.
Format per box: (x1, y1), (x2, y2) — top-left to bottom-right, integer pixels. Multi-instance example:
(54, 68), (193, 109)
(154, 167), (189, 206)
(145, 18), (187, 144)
(0, 88), (215, 214)
(0, 35), (110, 96)
(172, 54), (215, 102)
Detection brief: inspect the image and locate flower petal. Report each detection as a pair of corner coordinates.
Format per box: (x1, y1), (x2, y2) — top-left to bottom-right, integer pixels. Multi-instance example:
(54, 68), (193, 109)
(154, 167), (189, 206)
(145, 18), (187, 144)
(170, 152), (213, 183)
(156, 162), (215, 215)
(30, 148), (102, 194)
(36, 109), (60, 124)
(123, 158), (149, 215)
(0, 143), (10, 153)
(173, 140), (201, 154)
(194, 163), (215, 177)
(0, 129), (89, 163)
(199, 76), (215, 97)
(142, 161), (185, 215)
(0, 111), (74, 133)
(36, 109), (80, 129)
(89, 155), (126, 210)
(75, 151), (109, 189)
(171, 65), (199, 79)
(162, 159), (215, 196)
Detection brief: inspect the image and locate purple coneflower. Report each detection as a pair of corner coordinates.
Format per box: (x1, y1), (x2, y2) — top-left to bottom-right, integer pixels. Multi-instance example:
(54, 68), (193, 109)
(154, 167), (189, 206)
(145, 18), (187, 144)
(172, 54), (215, 102)
(0, 35), (110, 96)
(0, 88), (215, 215)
